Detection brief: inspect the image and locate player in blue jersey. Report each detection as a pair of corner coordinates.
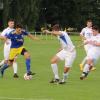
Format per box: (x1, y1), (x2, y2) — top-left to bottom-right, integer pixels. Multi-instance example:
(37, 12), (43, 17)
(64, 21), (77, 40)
(0, 24), (37, 77)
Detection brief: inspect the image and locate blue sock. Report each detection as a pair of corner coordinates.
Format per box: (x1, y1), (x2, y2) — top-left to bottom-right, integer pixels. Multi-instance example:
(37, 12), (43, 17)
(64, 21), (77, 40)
(26, 59), (31, 73)
(1, 64), (9, 76)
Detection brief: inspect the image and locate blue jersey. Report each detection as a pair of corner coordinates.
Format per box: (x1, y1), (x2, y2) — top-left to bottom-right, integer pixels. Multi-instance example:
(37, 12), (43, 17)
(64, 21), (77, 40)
(6, 31), (29, 48)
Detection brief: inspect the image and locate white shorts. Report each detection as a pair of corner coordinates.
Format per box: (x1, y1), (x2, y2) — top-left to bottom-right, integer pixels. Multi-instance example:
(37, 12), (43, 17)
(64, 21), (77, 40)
(4, 42), (11, 60)
(56, 49), (76, 67)
(84, 44), (91, 54)
(86, 49), (100, 61)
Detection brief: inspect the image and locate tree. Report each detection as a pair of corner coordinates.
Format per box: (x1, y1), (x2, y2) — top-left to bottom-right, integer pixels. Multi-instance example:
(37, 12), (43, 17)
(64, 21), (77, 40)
(3, 0), (41, 30)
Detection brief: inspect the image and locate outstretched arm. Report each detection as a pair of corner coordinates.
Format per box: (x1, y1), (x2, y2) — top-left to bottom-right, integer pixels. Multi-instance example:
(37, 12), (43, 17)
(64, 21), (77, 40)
(0, 35), (7, 41)
(43, 30), (62, 35)
(27, 33), (39, 40)
(87, 41), (100, 46)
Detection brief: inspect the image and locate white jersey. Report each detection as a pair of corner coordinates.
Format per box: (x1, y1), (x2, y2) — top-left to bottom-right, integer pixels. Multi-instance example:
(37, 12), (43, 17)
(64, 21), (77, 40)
(0, 27), (15, 60)
(1, 27), (14, 36)
(80, 27), (93, 39)
(1, 27), (14, 44)
(87, 34), (100, 51)
(80, 27), (93, 53)
(86, 34), (100, 60)
(58, 31), (75, 52)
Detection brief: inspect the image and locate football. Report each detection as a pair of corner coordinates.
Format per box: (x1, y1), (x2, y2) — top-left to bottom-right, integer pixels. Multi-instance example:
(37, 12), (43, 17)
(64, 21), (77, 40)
(24, 73), (32, 80)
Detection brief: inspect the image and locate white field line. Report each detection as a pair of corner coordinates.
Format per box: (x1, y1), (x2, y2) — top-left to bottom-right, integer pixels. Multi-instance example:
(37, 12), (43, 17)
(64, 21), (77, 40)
(0, 97), (53, 100)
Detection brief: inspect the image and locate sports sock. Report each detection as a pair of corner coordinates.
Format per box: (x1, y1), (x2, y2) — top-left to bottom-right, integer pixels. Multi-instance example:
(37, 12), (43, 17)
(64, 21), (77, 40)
(13, 62), (18, 74)
(83, 64), (90, 73)
(26, 58), (31, 73)
(62, 72), (69, 82)
(51, 63), (59, 79)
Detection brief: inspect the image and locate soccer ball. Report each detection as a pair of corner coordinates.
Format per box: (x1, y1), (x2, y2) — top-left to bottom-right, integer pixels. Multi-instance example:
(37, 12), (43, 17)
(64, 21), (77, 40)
(24, 73), (32, 80)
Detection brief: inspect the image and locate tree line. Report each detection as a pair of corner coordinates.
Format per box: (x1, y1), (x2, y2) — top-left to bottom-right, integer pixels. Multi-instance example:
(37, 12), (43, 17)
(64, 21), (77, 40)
(1, 0), (100, 31)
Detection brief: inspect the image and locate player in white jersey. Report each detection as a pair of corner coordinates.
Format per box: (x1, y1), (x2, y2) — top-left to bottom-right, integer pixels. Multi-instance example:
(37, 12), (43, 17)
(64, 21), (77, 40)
(0, 19), (18, 78)
(43, 24), (76, 84)
(80, 26), (100, 80)
(79, 20), (96, 71)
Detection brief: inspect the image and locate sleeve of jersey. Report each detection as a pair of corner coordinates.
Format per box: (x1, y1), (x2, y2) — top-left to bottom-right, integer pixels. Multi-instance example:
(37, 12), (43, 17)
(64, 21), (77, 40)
(80, 28), (85, 35)
(1, 30), (6, 36)
(23, 31), (29, 36)
(5, 34), (12, 39)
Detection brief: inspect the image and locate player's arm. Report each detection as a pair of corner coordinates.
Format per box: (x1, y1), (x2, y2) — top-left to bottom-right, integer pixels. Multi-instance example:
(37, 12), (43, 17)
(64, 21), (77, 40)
(87, 41), (100, 46)
(27, 33), (39, 40)
(0, 35), (7, 41)
(43, 30), (62, 35)
(80, 34), (86, 41)
(80, 28), (86, 41)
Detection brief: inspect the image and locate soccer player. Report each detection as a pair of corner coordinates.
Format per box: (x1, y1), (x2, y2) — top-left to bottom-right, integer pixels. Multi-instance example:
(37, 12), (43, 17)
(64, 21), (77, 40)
(0, 19), (18, 78)
(43, 24), (76, 84)
(0, 24), (36, 77)
(80, 25), (100, 80)
(79, 20), (96, 71)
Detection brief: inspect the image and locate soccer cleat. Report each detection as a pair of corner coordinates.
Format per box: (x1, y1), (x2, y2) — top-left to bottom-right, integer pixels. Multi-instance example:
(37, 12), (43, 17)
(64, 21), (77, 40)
(50, 79), (60, 83)
(79, 64), (83, 71)
(59, 81), (66, 84)
(91, 67), (96, 71)
(80, 76), (86, 80)
(80, 72), (88, 80)
(13, 73), (19, 78)
(27, 71), (36, 76)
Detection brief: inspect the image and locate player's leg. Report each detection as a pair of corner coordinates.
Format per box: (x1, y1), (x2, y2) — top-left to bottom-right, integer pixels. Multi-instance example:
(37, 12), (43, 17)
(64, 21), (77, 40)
(59, 50), (76, 84)
(4, 43), (18, 77)
(13, 57), (19, 78)
(0, 60), (13, 77)
(80, 51), (98, 80)
(79, 56), (87, 71)
(80, 59), (93, 80)
(50, 55), (60, 83)
(0, 43), (9, 67)
(21, 48), (35, 75)
(0, 44), (11, 76)
(0, 48), (18, 77)
(79, 45), (88, 71)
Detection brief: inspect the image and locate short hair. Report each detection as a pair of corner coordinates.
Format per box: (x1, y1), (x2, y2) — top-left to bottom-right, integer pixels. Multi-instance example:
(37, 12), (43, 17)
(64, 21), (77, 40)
(92, 25), (100, 31)
(52, 24), (61, 31)
(8, 19), (14, 22)
(15, 24), (23, 29)
(87, 19), (92, 23)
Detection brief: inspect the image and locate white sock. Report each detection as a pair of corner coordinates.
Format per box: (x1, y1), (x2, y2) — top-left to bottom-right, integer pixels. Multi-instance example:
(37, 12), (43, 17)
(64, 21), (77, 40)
(0, 60), (4, 66)
(62, 73), (69, 82)
(13, 62), (18, 74)
(81, 56), (87, 65)
(51, 64), (59, 79)
(83, 64), (90, 73)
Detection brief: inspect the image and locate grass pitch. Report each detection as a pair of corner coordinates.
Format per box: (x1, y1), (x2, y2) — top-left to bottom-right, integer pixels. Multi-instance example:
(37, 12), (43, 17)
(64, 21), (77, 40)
(0, 35), (100, 100)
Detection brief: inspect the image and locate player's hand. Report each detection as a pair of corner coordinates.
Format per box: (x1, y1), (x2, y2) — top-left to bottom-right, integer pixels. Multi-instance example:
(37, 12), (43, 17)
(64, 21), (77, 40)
(89, 41), (97, 45)
(33, 37), (40, 40)
(42, 30), (50, 34)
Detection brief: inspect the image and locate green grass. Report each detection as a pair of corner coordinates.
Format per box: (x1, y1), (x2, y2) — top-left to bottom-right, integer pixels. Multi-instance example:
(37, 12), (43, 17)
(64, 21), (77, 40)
(0, 35), (100, 100)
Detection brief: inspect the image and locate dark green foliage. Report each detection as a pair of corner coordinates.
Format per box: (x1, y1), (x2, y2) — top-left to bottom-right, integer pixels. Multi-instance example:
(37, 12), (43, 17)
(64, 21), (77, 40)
(2, 0), (100, 30)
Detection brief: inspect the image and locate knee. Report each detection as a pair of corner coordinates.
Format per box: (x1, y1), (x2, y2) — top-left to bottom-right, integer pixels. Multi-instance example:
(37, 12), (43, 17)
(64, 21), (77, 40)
(51, 58), (57, 64)
(87, 59), (93, 65)
(24, 52), (30, 59)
